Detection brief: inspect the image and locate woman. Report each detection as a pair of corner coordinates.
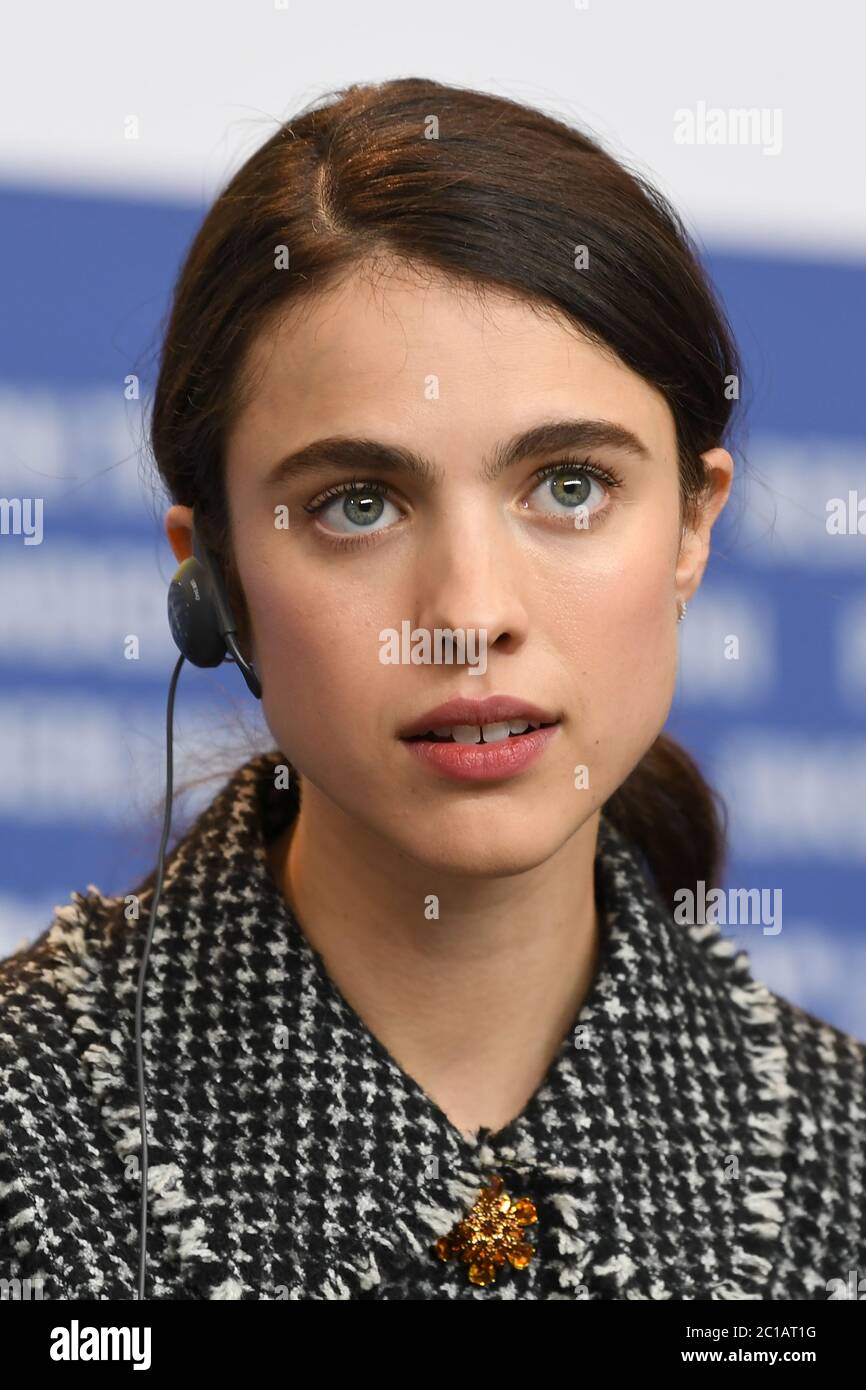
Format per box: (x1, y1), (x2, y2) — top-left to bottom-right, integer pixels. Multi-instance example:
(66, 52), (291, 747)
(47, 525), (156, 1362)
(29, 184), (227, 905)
(1, 77), (864, 1302)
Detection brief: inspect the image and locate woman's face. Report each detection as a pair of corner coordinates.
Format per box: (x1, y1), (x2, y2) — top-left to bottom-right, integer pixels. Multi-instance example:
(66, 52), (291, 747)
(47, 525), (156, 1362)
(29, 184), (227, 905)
(217, 263), (731, 876)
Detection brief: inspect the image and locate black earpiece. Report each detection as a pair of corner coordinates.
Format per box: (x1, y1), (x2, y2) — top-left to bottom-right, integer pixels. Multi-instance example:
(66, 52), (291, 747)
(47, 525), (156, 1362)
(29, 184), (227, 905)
(167, 512), (262, 699)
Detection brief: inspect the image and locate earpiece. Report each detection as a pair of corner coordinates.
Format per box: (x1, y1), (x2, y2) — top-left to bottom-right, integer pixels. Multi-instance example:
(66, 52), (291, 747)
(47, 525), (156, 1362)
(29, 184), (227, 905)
(138, 513), (261, 1298)
(167, 512), (262, 699)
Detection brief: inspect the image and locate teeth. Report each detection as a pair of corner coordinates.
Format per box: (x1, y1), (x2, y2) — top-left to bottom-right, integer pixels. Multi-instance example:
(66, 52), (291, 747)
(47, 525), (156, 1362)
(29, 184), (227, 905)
(426, 719), (543, 744)
(471, 721), (512, 743)
(480, 722), (512, 743)
(453, 725), (482, 744)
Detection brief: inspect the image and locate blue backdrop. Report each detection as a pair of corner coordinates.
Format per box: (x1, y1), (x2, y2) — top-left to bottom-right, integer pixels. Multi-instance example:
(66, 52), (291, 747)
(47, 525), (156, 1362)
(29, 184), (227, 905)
(1, 183), (864, 1038)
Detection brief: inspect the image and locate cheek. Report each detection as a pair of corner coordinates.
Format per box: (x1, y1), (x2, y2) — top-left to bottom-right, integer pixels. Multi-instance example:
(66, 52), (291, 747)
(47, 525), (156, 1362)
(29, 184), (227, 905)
(608, 592), (679, 748)
(548, 543), (679, 765)
(244, 566), (388, 741)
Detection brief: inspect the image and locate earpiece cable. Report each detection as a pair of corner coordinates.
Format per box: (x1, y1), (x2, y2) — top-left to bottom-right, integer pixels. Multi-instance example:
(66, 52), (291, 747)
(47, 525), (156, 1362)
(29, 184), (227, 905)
(134, 650), (185, 1300)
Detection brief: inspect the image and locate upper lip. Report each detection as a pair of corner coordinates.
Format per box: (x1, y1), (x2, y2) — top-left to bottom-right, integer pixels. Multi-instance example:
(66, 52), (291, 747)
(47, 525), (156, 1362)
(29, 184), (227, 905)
(398, 695), (561, 738)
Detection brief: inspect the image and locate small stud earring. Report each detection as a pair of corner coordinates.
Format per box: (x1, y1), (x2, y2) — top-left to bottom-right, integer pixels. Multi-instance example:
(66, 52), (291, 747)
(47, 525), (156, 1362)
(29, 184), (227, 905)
(677, 598), (688, 623)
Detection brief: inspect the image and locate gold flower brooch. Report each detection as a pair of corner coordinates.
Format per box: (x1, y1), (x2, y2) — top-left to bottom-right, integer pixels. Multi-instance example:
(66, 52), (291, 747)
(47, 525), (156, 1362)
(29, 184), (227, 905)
(433, 1173), (538, 1287)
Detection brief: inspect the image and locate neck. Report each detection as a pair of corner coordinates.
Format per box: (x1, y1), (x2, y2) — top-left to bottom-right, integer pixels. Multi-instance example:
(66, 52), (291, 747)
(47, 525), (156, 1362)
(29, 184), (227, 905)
(266, 781), (603, 1140)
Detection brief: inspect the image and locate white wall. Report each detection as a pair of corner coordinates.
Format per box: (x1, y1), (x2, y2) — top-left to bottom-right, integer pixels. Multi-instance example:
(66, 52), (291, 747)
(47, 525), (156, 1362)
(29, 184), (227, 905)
(0, 0), (862, 259)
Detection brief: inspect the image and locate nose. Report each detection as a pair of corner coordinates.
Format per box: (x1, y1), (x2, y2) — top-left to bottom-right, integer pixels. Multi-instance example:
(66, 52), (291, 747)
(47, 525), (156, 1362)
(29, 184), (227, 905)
(412, 510), (530, 659)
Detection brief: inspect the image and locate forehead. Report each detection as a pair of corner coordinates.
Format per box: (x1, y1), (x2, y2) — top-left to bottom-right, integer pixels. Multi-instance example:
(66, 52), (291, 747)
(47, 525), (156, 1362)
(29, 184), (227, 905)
(226, 263), (676, 475)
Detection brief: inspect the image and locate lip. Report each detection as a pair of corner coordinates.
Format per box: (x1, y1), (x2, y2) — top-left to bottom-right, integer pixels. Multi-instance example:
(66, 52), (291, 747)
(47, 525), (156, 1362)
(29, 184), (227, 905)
(397, 694), (560, 740)
(402, 722), (560, 783)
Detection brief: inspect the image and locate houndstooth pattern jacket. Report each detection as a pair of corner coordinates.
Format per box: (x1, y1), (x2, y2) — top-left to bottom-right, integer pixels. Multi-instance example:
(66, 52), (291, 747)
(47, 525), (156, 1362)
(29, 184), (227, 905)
(1, 748), (864, 1300)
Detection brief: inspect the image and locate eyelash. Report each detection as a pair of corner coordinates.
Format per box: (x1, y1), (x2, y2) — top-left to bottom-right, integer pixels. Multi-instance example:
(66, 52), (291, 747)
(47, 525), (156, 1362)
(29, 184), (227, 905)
(301, 456), (625, 549)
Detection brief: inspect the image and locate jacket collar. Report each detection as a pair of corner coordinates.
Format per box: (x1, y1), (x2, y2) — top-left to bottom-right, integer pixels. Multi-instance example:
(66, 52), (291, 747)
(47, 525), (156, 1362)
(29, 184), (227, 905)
(47, 748), (791, 1299)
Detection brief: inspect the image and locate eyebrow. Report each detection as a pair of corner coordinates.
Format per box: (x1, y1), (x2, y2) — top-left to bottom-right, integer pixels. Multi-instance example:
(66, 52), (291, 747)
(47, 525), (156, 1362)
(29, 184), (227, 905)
(260, 417), (652, 491)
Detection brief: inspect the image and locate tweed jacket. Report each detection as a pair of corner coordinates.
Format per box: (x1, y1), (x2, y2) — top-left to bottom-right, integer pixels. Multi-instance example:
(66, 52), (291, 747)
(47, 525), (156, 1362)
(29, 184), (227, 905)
(1, 748), (864, 1301)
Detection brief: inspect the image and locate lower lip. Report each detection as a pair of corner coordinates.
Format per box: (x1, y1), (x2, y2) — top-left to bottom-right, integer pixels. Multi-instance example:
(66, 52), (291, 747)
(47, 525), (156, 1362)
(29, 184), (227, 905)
(400, 723), (560, 782)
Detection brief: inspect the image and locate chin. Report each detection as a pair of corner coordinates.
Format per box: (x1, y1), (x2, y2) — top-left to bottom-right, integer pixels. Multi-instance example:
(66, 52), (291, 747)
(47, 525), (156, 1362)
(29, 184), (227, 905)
(388, 815), (575, 880)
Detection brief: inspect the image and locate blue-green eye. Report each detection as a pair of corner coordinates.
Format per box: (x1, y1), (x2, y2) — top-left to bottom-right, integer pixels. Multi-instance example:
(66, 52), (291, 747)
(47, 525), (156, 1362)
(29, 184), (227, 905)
(304, 482), (401, 535)
(526, 460), (616, 520)
(302, 457), (622, 546)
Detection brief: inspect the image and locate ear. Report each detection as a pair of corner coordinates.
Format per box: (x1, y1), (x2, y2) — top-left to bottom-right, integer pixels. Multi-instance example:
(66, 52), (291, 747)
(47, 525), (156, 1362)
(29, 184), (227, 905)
(165, 504), (194, 566)
(675, 448), (734, 605)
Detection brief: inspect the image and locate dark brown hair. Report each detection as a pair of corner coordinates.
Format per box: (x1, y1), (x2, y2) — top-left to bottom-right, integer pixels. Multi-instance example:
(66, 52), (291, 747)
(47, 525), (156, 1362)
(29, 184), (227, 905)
(149, 77), (739, 904)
